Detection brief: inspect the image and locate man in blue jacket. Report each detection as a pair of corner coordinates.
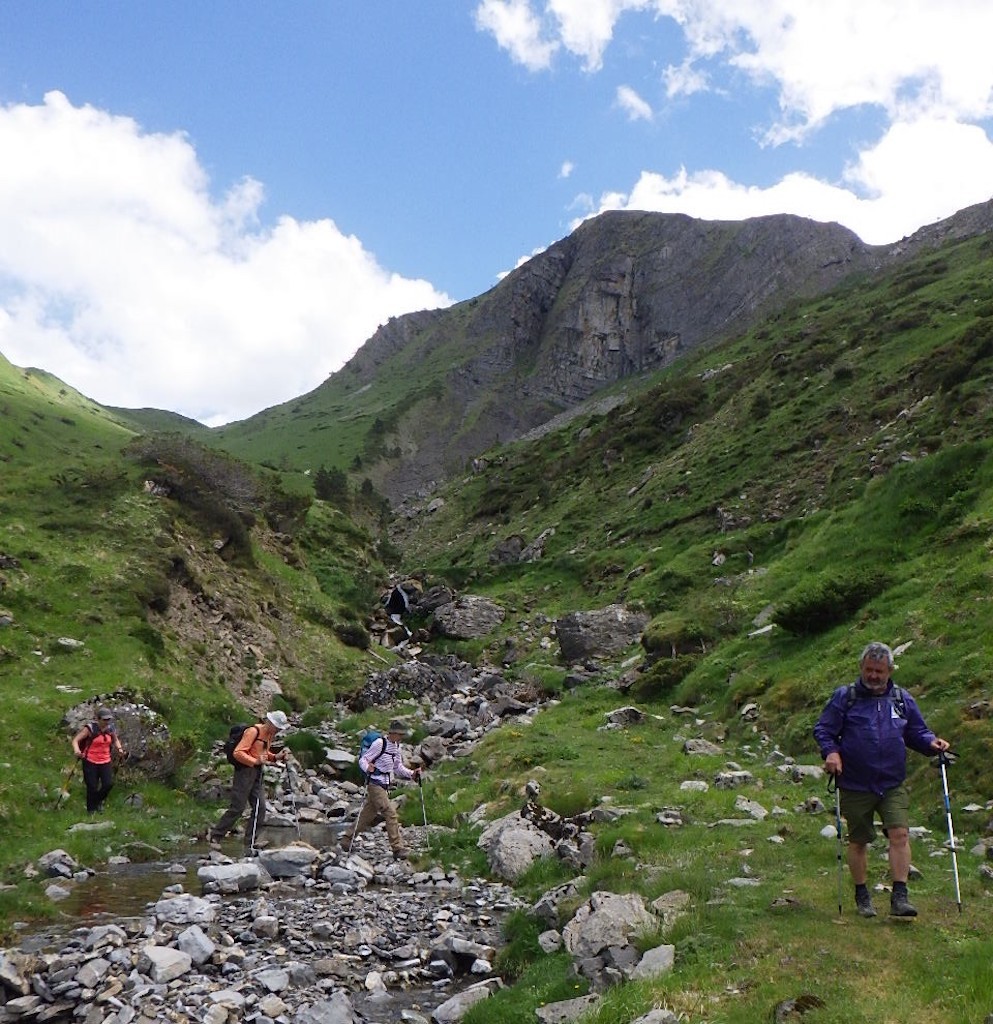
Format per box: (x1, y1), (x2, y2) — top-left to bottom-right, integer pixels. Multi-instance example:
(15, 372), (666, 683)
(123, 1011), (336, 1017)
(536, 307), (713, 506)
(813, 641), (950, 918)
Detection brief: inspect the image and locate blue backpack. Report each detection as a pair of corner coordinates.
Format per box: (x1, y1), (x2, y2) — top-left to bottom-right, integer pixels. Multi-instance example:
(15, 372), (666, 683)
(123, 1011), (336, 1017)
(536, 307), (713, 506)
(358, 730), (387, 776)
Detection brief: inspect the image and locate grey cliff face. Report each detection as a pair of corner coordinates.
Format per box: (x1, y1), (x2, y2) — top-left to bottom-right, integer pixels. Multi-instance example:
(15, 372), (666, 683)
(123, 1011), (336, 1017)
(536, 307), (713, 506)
(361, 210), (876, 500)
(291, 200), (993, 502)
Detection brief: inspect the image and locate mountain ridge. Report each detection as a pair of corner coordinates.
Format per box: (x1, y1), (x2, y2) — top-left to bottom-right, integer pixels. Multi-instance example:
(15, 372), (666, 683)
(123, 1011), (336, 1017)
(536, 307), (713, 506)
(211, 199), (993, 501)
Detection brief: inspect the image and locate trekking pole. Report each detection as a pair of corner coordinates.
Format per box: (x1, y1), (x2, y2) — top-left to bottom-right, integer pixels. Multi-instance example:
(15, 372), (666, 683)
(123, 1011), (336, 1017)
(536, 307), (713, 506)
(55, 759), (80, 808)
(347, 783), (362, 856)
(285, 763), (301, 838)
(937, 751), (963, 913)
(248, 768), (263, 856)
(827, 774), (843, 918)
(418, 772), (428, 829)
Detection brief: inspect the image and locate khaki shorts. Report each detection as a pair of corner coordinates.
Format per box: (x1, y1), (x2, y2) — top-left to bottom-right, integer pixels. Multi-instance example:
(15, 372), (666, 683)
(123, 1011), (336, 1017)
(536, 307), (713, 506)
(840, 785), (910, 845)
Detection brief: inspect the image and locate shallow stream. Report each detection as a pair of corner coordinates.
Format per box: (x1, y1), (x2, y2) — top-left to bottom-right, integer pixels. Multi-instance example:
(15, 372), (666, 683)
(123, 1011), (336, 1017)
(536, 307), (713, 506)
(17, 821), (340, 948)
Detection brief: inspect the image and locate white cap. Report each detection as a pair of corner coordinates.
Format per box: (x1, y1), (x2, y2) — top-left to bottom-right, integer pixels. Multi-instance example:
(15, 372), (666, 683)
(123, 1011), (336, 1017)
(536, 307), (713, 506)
(266, 710), (289, 731)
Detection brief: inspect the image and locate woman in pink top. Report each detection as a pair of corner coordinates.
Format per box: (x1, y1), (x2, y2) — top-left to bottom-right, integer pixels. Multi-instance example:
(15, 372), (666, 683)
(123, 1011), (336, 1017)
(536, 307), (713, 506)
(72, 708), (126, 813)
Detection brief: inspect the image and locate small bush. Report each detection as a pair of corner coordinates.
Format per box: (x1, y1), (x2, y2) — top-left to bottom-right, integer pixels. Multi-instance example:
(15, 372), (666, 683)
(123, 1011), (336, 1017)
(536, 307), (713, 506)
(284, 730), (325, 768)
(642, 613), (714, 657)
(334, 620), (370, 649)
(632, 654), (700, 698)
(749, 390), (771, 419)
(776, 569), (890, 635)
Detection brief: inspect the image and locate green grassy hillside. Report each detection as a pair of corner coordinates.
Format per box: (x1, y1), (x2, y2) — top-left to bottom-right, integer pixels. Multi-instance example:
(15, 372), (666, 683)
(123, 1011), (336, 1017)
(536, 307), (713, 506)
(397, 231), (993, 784)
(2, 226), (993, 1021)
(0, 357), (392, 926)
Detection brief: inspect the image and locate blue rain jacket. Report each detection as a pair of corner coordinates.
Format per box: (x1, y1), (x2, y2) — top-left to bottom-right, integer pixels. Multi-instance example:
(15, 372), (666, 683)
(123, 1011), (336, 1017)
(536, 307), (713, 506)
(813, 679), (936, 795)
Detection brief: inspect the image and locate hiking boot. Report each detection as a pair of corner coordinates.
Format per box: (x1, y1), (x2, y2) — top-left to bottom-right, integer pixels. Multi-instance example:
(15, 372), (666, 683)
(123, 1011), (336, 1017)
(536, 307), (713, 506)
(855, 891), (877, 918)
(889, 891), (918, 917)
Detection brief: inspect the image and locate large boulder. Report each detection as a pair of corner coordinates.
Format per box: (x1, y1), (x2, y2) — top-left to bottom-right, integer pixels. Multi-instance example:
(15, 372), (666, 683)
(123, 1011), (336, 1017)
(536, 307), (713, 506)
(431, 979), (502, 1023)
(433, 596), (505, 640)
(152, 894), (216, 926)
(197, 861), (266, 893)
(139, 945), (192, 984)
(562, 891), (655, 959)
(477, 811), (555, 881)
(257, 842), (320, 879)
(555, 605), (649, 663)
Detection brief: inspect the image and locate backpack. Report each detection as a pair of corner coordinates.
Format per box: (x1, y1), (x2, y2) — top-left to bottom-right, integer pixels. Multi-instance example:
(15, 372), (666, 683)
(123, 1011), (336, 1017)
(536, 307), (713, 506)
(358, 730), (387, 776)
(78, 722), (103, 757)
(843, 683), (907, 719)
(224, 724), (259, 766)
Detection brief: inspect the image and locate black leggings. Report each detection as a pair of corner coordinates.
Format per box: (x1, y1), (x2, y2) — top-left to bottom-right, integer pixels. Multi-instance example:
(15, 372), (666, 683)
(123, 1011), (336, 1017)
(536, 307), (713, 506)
(82, 761), (114, 813)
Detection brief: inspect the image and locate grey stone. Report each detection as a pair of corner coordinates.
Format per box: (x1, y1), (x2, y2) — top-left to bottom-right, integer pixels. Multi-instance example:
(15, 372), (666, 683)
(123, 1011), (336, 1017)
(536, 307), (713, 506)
(683, 738), (722, 756)
(294, 992), (357, 1024)
(433, 596), (505, 640)
(603, 706), (646, 727)
(734, 796), (768, 820)
(430, 979), (502, 1022)
(152, 893), (216, 925)
(477, 811), (555, 881)
(630, 944), (676, 980)
(0, 951), (29, 995)
(562, 891), (655, 959)
(555, 605), (649, 662)
(138, 945), (192, 984)
(631, 1011), (681, 1024)
(535, 993), (600, 1023)
(176, 925), (215, 966)
(255, 967), (290, 992)
(208, 989), (247, 1011)
(257, 842), (320, 879)
(74, 957), (110, 990)
(197, 861), (265, 892)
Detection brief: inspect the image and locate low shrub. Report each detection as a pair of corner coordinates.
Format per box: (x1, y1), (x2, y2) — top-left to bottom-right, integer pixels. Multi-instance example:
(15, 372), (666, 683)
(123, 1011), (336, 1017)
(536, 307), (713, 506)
(775, 569), (890, 635)
(334, 620), (370, 649)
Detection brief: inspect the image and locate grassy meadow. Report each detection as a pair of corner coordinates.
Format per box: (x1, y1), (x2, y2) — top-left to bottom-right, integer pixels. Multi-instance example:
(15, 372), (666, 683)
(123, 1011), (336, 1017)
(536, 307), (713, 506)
(1, 225), (993, 1019)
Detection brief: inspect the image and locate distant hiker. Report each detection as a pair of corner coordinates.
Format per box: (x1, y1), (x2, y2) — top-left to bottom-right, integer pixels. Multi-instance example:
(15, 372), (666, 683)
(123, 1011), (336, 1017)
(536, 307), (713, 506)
(210, 710), (289, 852)
(71, 708), (127, 814)
(340, 719), (422, 860)
(384, 584), (410, 620)
(813, 641), (950, 918)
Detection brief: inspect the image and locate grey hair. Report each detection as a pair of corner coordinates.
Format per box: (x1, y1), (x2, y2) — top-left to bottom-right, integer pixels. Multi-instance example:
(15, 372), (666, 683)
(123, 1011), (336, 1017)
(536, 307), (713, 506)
(860, 641), (894, 668)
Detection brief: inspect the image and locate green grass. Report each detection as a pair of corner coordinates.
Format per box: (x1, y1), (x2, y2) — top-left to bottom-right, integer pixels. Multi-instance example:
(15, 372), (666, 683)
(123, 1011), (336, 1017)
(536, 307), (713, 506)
(0, 358), (392, 938)
(2, 222), (993, 1016)
(417, 673), (992, 1023)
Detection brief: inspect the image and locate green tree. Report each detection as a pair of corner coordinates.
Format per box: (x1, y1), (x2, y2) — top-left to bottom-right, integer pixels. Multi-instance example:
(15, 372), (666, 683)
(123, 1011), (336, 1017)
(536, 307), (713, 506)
(314, 465), (350, 507)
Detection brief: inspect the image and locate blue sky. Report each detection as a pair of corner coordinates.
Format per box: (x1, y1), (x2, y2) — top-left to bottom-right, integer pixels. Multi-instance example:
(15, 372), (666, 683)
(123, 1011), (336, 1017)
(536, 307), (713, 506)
(1, 2), (992, 425)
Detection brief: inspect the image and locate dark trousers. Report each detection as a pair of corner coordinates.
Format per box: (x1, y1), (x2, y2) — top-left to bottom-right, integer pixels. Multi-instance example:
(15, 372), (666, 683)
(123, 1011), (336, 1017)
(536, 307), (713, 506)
(82, 761), (114, 813)
(212, 765), (264, 846)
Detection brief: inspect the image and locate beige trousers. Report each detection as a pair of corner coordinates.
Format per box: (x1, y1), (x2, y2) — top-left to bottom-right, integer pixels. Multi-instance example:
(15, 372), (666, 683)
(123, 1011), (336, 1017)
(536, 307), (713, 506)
(344, 782), (403, 852)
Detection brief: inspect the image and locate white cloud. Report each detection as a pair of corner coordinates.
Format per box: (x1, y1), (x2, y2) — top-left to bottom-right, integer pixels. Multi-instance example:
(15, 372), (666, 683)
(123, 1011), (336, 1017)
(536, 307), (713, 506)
(547, 0), (649, 72)
(482, 2), (993, 251)
(559, 160), (575, 178)
(482, 2), (993, 137)
(0, 92), (450, 426)
(474, 0), (559, 71)
(616, 85), (653, 121)
(475, 0), (658, 72)
(587, 117), (993, 244)
(662, 59), (709, 99)
(708, 0), (993, 139)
